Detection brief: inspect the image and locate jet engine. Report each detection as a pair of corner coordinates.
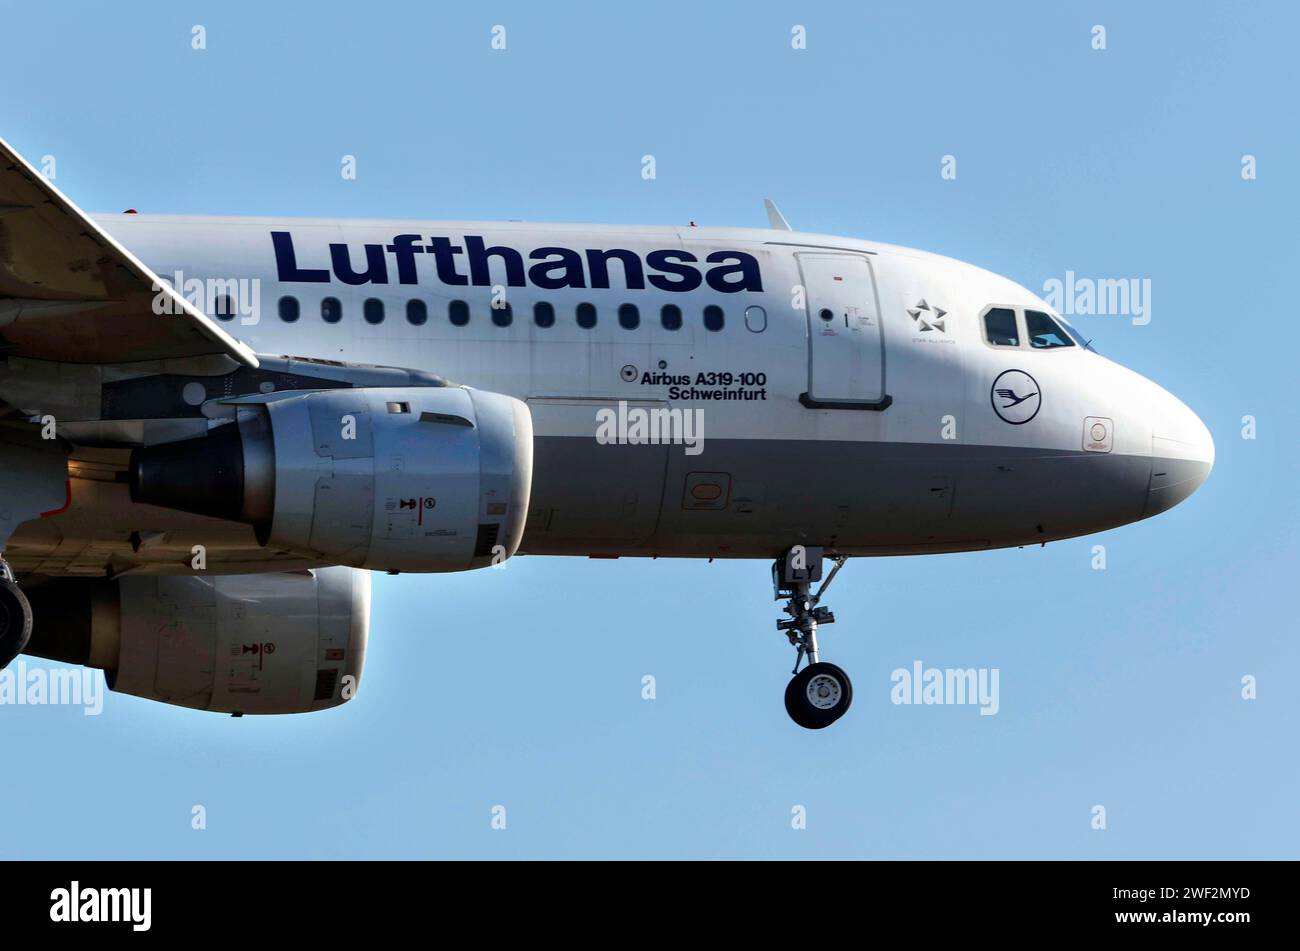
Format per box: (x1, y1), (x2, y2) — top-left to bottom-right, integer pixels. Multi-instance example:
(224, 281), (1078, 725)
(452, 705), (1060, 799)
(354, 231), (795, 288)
(22, 567), (369, 715)
(129, 385), (533, 573)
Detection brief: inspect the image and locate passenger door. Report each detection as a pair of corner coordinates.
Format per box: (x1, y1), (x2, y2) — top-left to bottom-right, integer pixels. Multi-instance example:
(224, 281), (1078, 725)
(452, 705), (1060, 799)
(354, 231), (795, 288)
(796, 253), (889, 408)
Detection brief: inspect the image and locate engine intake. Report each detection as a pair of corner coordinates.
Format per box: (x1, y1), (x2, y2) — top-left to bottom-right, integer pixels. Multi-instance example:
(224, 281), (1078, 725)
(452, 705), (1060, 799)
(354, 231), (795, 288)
(130, 386), (533, 572)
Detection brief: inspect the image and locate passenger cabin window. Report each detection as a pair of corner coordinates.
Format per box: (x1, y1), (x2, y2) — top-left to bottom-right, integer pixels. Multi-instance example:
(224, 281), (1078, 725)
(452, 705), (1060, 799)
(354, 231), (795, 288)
(534, 301), (555, 327)
(278, 296), (300, 323)
(1026, 309), (1074, 349)
(406, 300), (427, 325)
(661, 304), (682, 330)
(618, 303), (639, 330)
(321, 297), (342, 323)
(213, 294), (236, 321)
(449, 299), (470, 326)
(363, 298), (384, 324)
(983, 307), (1018, 347)
(576, 302), (597, 329)
(703, 305), (724, 332)
(492, 302), (513, 327)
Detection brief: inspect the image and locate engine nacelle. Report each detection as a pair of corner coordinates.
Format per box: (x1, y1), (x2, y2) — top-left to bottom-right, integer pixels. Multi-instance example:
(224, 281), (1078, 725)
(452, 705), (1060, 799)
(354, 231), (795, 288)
(130, 386), (533, 572)
(22, 567), (370, 715)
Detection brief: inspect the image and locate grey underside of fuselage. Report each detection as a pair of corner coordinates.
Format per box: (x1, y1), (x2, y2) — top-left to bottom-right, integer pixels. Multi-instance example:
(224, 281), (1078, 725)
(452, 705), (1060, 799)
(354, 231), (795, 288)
(524, 436), (1156, 557)
(7, 438), (1160, 577)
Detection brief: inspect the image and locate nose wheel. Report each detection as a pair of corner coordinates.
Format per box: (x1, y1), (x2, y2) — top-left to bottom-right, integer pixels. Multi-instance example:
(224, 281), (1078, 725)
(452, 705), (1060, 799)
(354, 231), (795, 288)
(774, 547), (852, 729)
(785, 662), (853, 730)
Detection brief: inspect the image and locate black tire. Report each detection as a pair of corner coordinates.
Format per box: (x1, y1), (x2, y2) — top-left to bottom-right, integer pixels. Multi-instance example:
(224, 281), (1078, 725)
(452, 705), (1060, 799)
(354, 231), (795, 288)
(784, 661), (853, 730)
(0, 578), (34, 670)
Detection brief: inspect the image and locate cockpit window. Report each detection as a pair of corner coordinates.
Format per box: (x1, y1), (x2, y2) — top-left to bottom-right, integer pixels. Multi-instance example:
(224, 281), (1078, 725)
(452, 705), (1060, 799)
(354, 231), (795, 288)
(1025, 309), (1074, 349)
(983, 307), (1019, 347)
(1056, 315), (1093, 350)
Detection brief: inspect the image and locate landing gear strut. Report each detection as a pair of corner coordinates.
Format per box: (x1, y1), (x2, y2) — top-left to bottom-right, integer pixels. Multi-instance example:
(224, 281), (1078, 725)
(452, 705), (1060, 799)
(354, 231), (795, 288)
(774, 546), (852, 729)
(0, 558), (33, 671)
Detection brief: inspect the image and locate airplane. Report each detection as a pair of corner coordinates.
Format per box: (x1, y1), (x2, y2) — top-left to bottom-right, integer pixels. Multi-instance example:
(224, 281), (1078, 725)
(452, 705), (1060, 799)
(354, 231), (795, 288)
(0, 136), (1213, 729)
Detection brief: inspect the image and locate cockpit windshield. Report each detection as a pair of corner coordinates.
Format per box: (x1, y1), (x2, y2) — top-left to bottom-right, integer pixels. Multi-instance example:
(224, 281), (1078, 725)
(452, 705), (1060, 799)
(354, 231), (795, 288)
(980, 305), (1096, 352)
(1025, 310), (1074, 349)
(1053, 313), (1095, 351)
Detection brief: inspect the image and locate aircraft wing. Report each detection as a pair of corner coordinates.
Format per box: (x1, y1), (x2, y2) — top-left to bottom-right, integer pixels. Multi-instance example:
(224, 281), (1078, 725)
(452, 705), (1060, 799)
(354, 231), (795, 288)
(0, 136), (257, 368)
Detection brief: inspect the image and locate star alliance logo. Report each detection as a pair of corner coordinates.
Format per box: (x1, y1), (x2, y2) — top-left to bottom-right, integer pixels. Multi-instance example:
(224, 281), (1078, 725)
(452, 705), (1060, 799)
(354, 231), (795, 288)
(907, 298), (947, 333)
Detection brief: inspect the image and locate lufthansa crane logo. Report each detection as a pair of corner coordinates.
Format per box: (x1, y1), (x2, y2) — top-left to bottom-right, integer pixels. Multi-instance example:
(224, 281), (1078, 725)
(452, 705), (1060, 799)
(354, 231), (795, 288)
(990, 369), (1041, 424)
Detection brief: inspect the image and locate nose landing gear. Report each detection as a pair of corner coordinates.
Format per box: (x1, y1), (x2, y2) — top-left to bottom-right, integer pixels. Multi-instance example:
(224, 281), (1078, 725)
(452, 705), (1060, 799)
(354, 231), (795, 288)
(774, 547), (852, 729)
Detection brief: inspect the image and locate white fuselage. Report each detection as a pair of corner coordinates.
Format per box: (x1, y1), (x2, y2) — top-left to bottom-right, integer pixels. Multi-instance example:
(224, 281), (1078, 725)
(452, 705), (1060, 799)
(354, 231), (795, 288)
(12, 214), (1215, 570)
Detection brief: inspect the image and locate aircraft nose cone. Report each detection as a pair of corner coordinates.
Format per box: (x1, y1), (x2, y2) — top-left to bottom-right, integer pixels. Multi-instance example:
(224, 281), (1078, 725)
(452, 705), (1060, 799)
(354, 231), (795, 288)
(1145, 385), (1214, 517)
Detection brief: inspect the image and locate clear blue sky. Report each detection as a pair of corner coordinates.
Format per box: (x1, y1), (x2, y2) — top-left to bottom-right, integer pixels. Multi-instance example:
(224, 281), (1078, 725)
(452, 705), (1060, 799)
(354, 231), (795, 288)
(2, 1), (1296, 859)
